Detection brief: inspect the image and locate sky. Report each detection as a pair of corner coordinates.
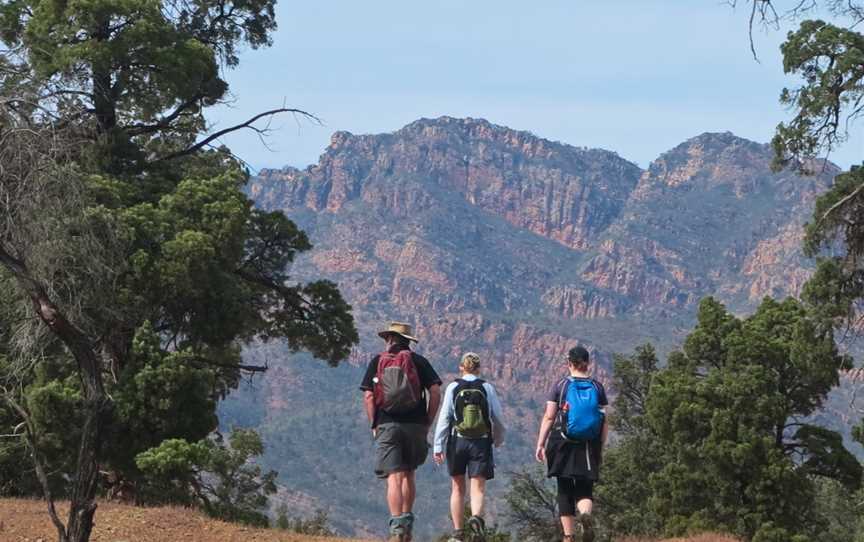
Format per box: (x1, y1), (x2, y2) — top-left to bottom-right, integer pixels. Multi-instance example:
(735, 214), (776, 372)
(208, 0), (864, 172)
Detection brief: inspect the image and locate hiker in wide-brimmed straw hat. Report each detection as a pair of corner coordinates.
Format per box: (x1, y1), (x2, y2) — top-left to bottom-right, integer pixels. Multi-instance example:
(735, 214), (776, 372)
(360, 321), (442, 542)
(378, 322), (419, 343)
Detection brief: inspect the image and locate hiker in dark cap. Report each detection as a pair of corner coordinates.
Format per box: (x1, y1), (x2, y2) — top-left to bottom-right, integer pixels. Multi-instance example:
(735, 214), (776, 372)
(535, 346), (608, 542)
(360, 322), (442, 542)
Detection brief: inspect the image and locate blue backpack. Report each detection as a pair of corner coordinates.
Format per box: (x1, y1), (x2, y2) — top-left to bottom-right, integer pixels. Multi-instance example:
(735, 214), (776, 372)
(557, 377), (604, 441)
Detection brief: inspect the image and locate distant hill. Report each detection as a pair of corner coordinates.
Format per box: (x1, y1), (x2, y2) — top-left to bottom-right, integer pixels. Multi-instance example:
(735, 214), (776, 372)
(220, 117), (837, 538)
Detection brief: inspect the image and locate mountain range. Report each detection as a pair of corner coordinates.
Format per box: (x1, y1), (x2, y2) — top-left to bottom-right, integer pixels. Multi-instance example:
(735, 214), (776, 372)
(219, 117), (841, 538)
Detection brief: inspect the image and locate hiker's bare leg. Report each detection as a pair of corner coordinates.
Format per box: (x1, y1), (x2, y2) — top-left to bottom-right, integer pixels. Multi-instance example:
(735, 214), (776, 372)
(387, 471), (406, 516)
(450, 475), (466, 529)
(469, 476), (486, 517)
(577, 498), (593, 515)
(401, 470), (416, 513)
(560, 515), (576, 536)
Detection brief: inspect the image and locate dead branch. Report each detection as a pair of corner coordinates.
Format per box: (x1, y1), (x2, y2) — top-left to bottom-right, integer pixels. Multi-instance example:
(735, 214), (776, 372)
(189, 355), (268, 374)
(817, 181), (864, 226)
(3, 392), (68, 540)
(155, 108), (320, 162)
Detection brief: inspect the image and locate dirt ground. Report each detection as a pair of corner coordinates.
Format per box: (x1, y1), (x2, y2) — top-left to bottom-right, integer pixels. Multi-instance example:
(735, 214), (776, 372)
(0, 498), (365, 542)
(0, 498), (742, 542)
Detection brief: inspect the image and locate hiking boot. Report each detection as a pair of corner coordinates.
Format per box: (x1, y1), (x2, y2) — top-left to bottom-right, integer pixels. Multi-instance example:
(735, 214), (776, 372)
(579, 514), (595, 542)
(388, 516), (406, 542)
(466, 515), (486, 541)
(403, 513), (414, 542)
(447, 529), (465, 542)
(562, 536), (577, 542)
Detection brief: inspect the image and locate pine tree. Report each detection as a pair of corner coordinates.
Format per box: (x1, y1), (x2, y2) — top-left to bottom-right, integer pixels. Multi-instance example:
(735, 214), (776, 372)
(646, 297), (859, 540)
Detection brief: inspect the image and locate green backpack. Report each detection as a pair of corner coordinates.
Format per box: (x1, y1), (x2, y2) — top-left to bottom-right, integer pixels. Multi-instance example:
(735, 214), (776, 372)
(453, 379), (491, 438)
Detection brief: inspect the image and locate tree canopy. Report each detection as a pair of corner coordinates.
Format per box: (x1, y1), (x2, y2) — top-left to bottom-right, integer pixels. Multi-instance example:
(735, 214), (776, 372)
(595, 299), (860, 541)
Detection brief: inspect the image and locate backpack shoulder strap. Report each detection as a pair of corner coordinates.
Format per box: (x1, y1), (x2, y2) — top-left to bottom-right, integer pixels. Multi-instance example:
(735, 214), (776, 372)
(378, 351), (396, 364)
(396, 349), (414, 362)
(557, 377), (571, 407)
(375, 352), (388, 378)
(590, 378), (604, 403)
(474, 379), (488, 395)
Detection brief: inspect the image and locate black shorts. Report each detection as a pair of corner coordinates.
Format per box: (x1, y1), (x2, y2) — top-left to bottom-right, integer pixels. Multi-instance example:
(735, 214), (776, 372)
(374, 423), (429, 479)
(446, 435), (494, 480)
(556, 477), (594, 516)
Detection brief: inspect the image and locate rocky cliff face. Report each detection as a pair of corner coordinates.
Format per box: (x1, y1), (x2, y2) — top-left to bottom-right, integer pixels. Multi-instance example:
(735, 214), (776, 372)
(253, 119), (831, 360)
(254, 117), (642, 250)
(228, 117), (835, 536)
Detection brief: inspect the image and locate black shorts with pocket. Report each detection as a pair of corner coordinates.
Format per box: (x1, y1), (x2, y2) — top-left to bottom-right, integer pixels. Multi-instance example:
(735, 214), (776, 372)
(374, 422), (429, 479)
(446, 435), (494, 480)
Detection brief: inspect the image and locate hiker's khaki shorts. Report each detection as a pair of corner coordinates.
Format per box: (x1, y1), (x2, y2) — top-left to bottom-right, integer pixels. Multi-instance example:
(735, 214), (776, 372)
(374, 422), (429, 478)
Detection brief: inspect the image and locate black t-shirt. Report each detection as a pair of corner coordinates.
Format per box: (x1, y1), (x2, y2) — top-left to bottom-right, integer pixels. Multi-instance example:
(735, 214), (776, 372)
(546, 376), (608, 407)
(360, 345), (442, 427)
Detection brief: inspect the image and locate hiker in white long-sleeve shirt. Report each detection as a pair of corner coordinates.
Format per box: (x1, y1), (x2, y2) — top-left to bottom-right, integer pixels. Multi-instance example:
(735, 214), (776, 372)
(433, 352), (506, 542)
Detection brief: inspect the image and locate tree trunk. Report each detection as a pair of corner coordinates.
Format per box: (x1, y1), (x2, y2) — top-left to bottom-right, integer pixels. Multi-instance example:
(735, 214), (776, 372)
(91, 19), (116, 135)
(65, 396), (106, 542)
(92, 67), (116, 134)
(0, 245), (106, 542)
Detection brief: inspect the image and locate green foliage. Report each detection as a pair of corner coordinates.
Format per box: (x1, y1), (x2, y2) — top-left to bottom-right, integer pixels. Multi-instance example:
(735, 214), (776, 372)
(781, 18), (864, 476)
(771, 14), (864, 521)
(810, 477), (864, 542)
(106, 323), (217, 474)
(595, 344), (663, 538)
(773, 19), (864, 170)
(646, 297), (859, 540)
(0, 352), (85, 497)
(501, 466), (561, 542)
(0, 0), (275, 155)
(273, 504), (336, 536)
(478, 524), (511, 542)
(607, 344), (658, 435)
(136, 428), (277, 527)
(274, 503), (290, 530)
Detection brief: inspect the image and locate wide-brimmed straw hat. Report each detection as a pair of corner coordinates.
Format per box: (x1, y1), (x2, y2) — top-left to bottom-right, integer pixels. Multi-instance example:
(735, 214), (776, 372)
(378, 322), (418, 343)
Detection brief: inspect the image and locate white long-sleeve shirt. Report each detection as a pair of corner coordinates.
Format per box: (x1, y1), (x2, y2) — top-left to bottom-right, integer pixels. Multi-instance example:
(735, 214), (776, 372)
(433, 374), (506, 454)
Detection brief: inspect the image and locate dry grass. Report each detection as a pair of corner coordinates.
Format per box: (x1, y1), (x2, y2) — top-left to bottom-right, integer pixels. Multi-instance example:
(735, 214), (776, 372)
(0, 498), (742, 542)
(0, 498), (366, 542)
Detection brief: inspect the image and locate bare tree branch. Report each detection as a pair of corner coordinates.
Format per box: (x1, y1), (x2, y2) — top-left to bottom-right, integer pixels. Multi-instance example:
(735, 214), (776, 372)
(189, 355), (268, 374)
(2, 391), (68, 541)
(155, 108), (321, 162)
(816, 179), (864, 227)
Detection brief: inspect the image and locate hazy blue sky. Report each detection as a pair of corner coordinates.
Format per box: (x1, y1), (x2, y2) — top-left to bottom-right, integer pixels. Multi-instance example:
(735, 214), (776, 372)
(209, 1), (863, 171)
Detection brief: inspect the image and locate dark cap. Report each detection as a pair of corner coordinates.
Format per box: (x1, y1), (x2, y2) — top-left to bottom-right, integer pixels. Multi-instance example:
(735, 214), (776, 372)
(567, 346), (590, 364)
